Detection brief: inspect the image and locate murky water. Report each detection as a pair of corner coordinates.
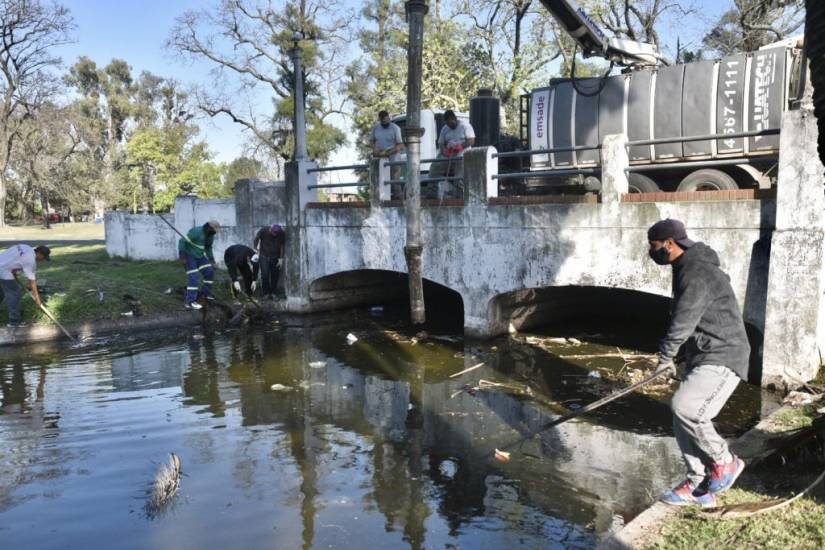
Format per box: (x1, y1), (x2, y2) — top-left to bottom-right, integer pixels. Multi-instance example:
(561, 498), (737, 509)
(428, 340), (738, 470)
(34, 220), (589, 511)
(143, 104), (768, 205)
(0, 312), (776, 549)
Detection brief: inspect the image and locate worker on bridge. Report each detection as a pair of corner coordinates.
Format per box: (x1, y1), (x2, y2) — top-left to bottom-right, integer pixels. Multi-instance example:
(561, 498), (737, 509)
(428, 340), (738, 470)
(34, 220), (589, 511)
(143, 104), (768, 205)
(0, 244), (49, 327)
(372, 110), (405, 192)
(429, 110), (475, 199)
(647, 219), (750, 507)
(224, 244), (259, 301)
(179, 221), (220, 310)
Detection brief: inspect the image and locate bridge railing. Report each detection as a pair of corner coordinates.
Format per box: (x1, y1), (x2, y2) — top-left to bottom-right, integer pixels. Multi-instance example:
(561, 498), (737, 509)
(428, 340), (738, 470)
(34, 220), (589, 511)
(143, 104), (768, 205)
(305, 163), (369, 195)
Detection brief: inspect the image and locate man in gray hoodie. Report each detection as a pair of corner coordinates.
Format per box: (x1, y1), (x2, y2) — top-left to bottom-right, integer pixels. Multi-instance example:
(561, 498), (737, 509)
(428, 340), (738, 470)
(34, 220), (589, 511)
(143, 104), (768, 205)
(648, 219), (750, 507)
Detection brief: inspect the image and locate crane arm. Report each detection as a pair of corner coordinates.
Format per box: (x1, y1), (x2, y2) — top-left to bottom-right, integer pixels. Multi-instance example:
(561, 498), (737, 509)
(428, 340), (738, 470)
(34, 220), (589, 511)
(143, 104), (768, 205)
(539, 0), (664, 67)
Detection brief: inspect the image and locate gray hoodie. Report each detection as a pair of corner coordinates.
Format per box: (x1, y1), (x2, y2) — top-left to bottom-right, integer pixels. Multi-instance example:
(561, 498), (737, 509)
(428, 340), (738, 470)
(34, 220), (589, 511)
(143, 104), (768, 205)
(658, 242), (750, 380)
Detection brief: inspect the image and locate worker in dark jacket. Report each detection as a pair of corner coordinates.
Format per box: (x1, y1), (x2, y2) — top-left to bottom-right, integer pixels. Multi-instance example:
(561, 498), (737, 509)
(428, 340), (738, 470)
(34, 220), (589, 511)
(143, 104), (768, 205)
(178, 220), (220, 309)
(224, 244), (259, 299)
(253, 224), (285, 300)
(648, 219), (750, 508)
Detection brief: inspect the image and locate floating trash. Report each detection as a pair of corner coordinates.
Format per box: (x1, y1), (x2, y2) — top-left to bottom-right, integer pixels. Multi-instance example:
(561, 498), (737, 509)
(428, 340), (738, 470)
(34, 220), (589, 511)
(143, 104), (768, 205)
(346, 333), (358, 345)
(270, 384), (292, 391)
(369, 306), (384, 316)
(494, 449), (511, 462)
(309, 361), (326, 369)
(587, 371), (602, 379)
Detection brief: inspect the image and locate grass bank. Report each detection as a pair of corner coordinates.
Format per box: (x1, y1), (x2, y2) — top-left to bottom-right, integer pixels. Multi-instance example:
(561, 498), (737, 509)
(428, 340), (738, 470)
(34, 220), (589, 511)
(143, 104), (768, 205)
(0, 221), (105, 241)
(0, 244), (233, 326)
(653, 482), (825, 549)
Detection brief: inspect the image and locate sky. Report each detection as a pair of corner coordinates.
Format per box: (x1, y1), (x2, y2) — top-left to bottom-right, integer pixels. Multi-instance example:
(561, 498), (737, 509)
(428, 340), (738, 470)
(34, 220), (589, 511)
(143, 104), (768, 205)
(54, 0), (735, 169)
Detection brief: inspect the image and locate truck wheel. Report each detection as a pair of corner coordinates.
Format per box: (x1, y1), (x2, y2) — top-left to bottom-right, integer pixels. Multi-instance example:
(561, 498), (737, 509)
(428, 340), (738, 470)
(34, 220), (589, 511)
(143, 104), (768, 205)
(677, 169), (738, 192)
(628, 173), (660, 193)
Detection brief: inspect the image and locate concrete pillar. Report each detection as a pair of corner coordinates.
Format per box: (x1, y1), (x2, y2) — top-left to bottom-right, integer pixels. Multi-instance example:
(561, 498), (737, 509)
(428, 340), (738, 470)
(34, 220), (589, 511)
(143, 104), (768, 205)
(600, 134), (629, 203)
(369, 157), (391, 207)
(762, 102), (825, 387)
(462, 146), (497, 205)
(283, 160), (318, 312)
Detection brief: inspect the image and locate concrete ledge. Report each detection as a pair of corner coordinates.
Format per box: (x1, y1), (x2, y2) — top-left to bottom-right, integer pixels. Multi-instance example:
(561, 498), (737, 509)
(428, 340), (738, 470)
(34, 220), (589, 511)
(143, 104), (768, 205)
(306, 201), (370, 209)
(0, 311), (203, 346)
(600, 403), (806, 549)
(621, 189), (776, 203)
(489, 194), (599, 205)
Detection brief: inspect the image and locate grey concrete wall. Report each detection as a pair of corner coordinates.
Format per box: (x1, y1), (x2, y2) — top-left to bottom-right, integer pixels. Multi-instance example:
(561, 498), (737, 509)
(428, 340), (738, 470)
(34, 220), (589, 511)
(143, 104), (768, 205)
(300, 200), (771, 339)
(105, 182), (288, 267)
(235, 179), (287, 230)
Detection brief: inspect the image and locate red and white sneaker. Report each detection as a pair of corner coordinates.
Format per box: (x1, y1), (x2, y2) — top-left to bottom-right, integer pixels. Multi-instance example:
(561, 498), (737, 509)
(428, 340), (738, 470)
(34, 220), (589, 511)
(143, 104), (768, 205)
(660, 479), (717, 507)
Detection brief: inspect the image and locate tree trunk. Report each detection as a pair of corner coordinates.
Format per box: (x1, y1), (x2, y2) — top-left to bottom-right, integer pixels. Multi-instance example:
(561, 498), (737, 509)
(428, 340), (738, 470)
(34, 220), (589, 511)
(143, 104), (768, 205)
(807, 0), (825, 168)
(0, 170), (7, 227)
(42, 192), (51, 229)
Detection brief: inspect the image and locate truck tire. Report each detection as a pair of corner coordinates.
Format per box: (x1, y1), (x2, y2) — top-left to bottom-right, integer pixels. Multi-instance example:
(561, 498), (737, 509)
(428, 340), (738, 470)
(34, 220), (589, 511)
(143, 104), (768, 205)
(677, 169), (738, 192)
(628, 173), (660, 193)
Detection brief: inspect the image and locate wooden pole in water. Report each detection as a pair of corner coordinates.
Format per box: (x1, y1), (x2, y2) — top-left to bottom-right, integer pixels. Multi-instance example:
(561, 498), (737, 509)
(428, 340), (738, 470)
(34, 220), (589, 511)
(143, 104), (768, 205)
(403, 0), (428, 325)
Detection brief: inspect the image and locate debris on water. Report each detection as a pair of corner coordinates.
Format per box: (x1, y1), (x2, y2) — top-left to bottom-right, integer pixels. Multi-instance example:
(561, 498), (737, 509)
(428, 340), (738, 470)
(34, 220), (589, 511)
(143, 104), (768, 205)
(192, 334), (204, 340)
(145, 453), (182, 519)
(567, 337), (582, 346)
(164, 288), (173, 295)
(270, 384), (292, 391)
(784, 391), (818, 407)
(508, 322), (518, 335)
(449, 362), (485, 379)
(438, 459), (458, 479)
(410, 330), (429, 345)
(346, 333), (358, 345)
(369, 306), (384, 316)
(494, 449), (511, 462)
(478, 379), (534, 398)
(568, 403), (582, 410)
(309, 361), (326, 369)
(120, 311), (134, 316)
(587, 370), (602, 379)
(98, 290), (104, 303)
(407, 403), (414, 411)
(342, 383), (354, 390)
(431, 334), (461, 343)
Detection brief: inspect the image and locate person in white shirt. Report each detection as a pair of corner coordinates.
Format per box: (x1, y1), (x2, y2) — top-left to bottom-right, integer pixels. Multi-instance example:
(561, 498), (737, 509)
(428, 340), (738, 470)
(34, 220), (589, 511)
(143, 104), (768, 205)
(0, 244), (50, 327)
(429, 110), (475, 196)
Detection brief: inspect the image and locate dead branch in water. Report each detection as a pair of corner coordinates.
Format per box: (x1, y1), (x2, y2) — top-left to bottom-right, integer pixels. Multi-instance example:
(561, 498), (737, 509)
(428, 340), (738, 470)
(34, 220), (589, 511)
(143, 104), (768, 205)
(145, 453), (182, 519)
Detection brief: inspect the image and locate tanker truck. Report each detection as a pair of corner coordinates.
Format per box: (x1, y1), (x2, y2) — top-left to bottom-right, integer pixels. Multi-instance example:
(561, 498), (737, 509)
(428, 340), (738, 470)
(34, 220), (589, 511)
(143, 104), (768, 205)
(521, 37), (807, 193)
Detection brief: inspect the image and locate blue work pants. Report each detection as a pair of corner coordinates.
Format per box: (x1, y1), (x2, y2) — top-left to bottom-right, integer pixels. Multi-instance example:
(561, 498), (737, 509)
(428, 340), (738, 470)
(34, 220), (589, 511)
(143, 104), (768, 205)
(182, 253), (214, 305)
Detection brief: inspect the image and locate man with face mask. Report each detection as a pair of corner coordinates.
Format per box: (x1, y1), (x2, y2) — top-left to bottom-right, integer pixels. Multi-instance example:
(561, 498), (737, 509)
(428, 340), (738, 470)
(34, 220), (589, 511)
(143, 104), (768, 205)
(647, 219), (750, 507)
(178, 220), (220, 309)
(372, 110), (404, 187)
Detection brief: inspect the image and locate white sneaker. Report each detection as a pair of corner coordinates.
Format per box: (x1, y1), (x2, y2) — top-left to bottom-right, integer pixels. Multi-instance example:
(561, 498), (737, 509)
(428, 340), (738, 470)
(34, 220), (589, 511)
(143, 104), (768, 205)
(185, 302), (203, 310)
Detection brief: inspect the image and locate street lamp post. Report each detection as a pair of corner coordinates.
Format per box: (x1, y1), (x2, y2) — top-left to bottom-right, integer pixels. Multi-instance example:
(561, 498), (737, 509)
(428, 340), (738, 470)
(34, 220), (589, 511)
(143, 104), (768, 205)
(404, 0), (428, 325)
(292, 32), (308, 161)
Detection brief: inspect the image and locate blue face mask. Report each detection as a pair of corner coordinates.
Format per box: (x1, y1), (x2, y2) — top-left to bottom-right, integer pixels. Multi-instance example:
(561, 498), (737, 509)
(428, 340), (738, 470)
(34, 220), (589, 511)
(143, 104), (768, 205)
(648, 246), (671, 265)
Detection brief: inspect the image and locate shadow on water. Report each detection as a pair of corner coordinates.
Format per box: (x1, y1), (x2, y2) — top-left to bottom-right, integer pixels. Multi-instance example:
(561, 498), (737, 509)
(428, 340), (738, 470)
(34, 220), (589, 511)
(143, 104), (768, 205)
(0, 307), (776, 549)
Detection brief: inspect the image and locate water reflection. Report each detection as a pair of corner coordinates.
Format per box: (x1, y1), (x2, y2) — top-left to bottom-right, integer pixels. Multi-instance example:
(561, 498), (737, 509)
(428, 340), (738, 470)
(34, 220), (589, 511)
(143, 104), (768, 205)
(0, 323), (771, 549)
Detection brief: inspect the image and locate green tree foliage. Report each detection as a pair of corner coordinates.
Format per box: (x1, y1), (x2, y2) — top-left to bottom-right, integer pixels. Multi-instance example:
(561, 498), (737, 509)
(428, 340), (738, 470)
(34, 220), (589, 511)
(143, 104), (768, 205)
(224, 157), (264, 190)
(0, 0), (74, 226)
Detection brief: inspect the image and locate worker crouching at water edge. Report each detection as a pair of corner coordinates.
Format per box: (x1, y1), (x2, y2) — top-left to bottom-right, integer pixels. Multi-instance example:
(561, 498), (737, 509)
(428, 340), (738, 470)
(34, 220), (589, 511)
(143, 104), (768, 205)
(0, 244), (50, 327)
(224, 244), (259, 300)
(647, 219), (750, 507)
(179, 221), (220, 310)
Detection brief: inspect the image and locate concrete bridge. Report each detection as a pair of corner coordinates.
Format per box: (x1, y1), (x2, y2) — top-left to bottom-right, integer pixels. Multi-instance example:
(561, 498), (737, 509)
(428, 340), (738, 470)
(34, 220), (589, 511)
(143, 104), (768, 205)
(279, 102), (825, 389)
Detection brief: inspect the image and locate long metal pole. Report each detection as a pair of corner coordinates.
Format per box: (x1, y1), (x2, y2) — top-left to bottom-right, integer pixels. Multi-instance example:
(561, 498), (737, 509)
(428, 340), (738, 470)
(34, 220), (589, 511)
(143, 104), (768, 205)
(404, 0), (428, 325)
(292, 32), (308, 161)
